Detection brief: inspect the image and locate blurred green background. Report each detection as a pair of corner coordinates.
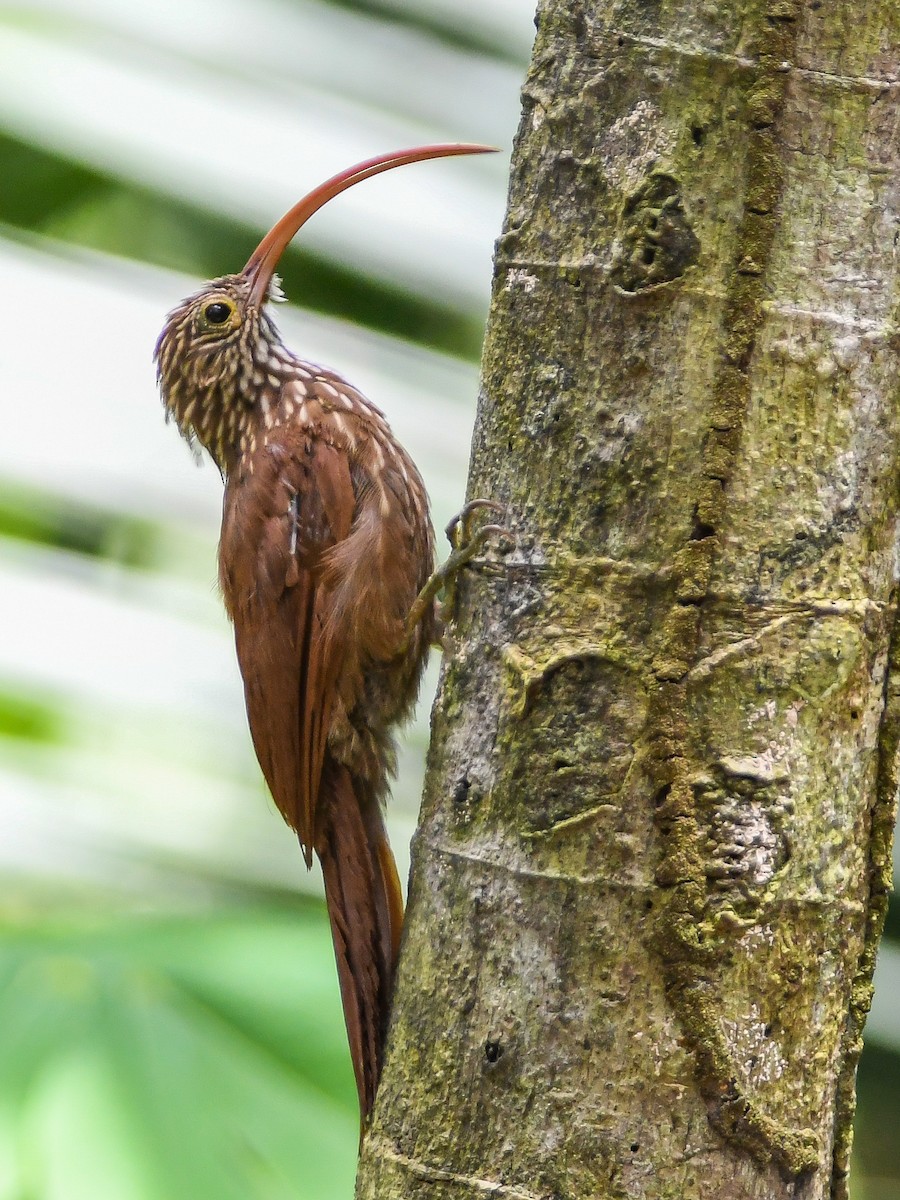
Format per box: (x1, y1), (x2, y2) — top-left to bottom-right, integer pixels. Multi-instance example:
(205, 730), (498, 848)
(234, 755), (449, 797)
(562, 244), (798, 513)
(0, 2), (897, 1197)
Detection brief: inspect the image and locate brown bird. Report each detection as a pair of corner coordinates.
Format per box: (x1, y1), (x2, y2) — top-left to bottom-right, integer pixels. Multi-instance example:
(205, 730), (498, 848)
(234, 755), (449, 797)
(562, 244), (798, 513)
(154, 144), (496, 1124)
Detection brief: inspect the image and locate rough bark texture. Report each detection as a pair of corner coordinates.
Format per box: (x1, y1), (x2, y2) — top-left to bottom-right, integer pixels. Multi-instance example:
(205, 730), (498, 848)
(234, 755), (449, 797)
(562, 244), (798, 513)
(356, 1), (900, 1197)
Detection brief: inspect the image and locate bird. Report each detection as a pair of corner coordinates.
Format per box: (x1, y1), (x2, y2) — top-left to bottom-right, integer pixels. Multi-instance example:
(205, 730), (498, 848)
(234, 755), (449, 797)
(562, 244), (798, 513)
(154, 144), (497, 1126)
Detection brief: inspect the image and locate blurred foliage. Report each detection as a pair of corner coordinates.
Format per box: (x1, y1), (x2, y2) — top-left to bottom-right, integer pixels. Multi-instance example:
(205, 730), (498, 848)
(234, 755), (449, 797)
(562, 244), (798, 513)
(857, 1045), (900, 1200)
(325, 0), (527, 59)
(0, 0), (897, 1197)
(0, 479), (159, 568)
(0, 908), (358, 1200)
(0, 693), (63, 747)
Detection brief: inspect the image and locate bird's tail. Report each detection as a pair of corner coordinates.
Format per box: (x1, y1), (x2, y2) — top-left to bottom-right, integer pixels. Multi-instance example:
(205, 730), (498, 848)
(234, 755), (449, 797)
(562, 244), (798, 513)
(314, 760), (404, 1125)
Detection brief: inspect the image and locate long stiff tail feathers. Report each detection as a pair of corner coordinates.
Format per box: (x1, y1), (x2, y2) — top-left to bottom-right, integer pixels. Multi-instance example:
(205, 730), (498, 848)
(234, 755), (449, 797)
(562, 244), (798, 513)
(315, 761), (404, 1124)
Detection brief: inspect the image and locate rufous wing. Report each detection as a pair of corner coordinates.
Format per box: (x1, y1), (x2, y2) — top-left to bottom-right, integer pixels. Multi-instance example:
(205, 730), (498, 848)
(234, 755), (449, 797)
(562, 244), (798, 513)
(219, 422), (404, 1124)
(219, 429), (356, 861)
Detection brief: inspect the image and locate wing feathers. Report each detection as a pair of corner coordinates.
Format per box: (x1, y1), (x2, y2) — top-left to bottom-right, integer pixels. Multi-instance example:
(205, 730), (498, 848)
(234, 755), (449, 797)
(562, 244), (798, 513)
(220, 431), (355, 856)
(219, 414), (410, 1120)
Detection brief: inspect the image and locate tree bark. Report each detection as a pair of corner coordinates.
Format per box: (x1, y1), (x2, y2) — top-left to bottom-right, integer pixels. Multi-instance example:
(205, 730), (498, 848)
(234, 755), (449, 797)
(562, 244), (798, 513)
(356, 0), (900, 1197)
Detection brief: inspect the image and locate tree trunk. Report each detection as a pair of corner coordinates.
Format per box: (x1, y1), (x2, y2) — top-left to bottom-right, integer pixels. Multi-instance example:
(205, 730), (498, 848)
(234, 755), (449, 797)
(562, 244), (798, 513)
(356, 0), (900, 1196)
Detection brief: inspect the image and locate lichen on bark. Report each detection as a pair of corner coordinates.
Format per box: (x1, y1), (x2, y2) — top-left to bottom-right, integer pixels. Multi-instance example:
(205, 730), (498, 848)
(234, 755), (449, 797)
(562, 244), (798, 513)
(355, 0), (900, 1197)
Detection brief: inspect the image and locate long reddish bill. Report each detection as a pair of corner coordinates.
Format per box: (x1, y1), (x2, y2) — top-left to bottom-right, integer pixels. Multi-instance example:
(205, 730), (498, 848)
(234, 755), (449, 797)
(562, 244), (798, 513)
(243, 143), (497, 309)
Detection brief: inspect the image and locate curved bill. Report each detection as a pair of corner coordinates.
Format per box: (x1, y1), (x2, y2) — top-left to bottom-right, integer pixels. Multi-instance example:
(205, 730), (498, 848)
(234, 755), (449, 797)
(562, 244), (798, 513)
(242, 143), (497, 309)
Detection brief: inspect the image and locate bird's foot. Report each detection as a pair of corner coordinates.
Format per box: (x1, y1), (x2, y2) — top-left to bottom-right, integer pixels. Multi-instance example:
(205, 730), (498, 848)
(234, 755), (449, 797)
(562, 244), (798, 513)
(401, 500), (511, 652)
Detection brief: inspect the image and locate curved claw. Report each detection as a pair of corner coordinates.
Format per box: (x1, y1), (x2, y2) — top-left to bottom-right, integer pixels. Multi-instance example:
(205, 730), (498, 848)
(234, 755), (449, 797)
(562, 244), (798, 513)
(398, 502), (513, 657)
(445, 499), (506, 550)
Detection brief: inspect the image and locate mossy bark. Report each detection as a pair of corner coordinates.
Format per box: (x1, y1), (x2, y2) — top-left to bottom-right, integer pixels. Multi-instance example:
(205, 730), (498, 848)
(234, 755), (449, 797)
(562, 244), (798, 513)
(356, 0), (900, 1197)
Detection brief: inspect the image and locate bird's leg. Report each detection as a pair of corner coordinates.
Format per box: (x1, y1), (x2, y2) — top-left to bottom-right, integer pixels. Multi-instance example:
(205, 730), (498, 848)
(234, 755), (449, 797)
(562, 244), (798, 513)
(440, 500), (511, 625)
(401, 500), (510, 651)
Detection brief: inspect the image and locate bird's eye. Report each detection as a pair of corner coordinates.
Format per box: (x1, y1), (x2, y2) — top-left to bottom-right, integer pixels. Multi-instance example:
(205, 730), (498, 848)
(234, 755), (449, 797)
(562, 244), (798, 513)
(204, 301), (232, 324)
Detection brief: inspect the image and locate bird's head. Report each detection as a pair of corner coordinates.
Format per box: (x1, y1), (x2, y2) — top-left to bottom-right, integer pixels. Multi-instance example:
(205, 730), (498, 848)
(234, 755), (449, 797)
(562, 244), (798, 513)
(155, 142), (496, 473)
(155, 272), (272, 467)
